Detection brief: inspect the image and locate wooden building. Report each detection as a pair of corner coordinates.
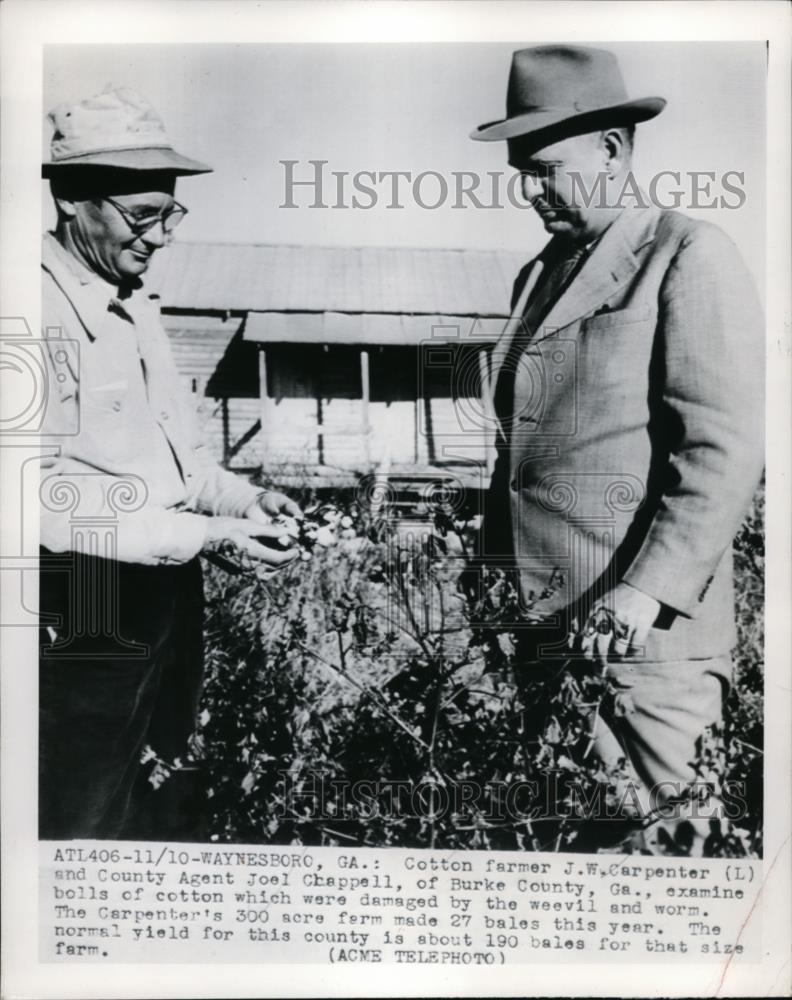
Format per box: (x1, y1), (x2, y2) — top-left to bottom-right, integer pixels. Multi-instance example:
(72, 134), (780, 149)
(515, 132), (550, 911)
(149, 242), (525, 487)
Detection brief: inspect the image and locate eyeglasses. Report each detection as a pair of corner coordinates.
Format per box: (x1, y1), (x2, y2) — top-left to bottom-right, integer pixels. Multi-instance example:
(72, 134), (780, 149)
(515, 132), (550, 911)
(103, 196), (188, 238)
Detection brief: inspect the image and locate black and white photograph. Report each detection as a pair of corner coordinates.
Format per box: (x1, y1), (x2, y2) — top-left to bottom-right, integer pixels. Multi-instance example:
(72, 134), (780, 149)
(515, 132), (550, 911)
(1, 1), (790, 997)
(36, 36), (767, 854)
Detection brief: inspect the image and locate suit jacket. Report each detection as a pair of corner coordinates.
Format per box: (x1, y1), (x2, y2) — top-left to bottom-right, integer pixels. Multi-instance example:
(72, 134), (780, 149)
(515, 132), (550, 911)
(483, 203), (764, 661)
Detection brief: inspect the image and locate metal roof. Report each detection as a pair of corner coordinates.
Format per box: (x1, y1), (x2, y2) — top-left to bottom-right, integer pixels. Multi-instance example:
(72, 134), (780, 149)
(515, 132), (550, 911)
(244, 311), (506, 345)
(148, 241), (527, 317)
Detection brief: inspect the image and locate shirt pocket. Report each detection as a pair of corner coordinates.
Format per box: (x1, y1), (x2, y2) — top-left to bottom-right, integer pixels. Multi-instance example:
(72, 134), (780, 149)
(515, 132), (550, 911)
(81, 382), (128, 411)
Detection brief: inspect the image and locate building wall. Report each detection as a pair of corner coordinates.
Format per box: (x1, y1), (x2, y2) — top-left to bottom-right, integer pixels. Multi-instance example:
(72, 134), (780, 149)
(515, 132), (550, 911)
(162, 313), (260, 468)
(164, 312), (494, 477)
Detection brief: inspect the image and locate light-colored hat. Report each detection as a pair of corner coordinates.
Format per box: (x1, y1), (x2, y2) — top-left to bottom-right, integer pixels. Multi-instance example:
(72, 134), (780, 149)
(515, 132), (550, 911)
(472, 45), (665, 149)
(42, 84), (212, 176)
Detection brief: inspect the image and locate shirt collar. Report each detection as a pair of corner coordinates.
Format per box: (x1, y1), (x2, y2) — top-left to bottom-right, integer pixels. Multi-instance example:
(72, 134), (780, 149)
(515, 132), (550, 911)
(42, 232), (142, 340)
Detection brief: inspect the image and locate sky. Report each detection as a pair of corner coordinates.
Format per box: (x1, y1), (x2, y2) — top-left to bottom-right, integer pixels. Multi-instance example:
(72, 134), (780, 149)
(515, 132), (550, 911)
(42, 42), (766, 287)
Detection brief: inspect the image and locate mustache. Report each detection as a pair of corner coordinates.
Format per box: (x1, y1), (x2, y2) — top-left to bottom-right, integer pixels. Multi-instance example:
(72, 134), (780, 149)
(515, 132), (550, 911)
(530, 197), (565, 215)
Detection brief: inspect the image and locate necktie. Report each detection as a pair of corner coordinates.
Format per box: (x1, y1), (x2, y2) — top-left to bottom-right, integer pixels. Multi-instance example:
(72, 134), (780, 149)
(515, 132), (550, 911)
(494, 242), (588, 432)
(525, 241), (589, 329)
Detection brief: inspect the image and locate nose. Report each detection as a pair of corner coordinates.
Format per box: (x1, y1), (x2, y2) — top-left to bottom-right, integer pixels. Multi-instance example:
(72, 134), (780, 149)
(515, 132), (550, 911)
(141, 219), (167, 249)
(521, 174), (544, 203)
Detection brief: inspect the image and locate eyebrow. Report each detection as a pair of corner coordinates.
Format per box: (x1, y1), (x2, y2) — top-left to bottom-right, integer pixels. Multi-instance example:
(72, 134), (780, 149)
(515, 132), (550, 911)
(128, 200), (176, 218)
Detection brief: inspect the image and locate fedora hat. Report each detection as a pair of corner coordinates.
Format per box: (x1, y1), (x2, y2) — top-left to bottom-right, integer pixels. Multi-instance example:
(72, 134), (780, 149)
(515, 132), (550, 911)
(42, 85), (212, 177)
(472, 45), (665, 149)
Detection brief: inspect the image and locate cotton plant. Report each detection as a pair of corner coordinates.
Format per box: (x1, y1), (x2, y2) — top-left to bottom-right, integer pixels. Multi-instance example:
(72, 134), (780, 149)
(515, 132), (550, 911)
(274, 504), (359, 559)
(152, 481), (762, 856)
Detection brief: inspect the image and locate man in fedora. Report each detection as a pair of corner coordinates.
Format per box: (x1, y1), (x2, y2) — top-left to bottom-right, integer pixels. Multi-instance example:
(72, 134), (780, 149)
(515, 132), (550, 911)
(473, 46), (763, 848)
(39, 85), (301, 840)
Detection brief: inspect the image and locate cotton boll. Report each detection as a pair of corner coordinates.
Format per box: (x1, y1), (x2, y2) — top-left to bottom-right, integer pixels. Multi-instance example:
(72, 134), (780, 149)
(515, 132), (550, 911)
(314, 526), (335, 547)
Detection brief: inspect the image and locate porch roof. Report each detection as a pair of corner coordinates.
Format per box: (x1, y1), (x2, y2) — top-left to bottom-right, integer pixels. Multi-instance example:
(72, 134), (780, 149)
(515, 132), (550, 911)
(243, 311), (506, 346)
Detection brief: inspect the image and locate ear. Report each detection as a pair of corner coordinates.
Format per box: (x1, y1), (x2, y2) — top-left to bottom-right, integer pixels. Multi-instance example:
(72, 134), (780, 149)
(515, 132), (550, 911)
(54, 197), (77, 220)
(601, 129), (627, 174)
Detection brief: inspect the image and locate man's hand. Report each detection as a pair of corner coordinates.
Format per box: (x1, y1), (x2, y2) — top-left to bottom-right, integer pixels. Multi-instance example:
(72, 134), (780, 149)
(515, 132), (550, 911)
(245, 491), (303, 524)
(202, 516), (298, 569)
(580, 581), (661, 664)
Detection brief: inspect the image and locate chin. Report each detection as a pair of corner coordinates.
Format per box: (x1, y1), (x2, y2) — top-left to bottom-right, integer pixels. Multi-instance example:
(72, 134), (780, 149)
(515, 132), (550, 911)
(120, 253), (153, 277)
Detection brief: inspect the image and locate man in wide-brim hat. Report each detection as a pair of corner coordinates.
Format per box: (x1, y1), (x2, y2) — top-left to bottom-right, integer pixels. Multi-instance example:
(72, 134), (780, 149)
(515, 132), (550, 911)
(39, 85), (301, 840)
(474, 46), (764, 852)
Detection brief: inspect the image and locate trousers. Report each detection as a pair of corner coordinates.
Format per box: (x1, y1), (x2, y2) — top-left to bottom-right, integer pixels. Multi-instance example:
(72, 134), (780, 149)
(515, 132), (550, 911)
(39, 551), (204, 840)
(515, 620), (730, 811)
(594, 657), (729, 801)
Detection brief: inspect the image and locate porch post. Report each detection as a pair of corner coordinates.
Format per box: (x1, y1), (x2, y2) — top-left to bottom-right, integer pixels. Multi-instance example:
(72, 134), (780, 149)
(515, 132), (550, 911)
(258, 347), (271, 467)
(478, 346), (496, 475)
(360, 348), (371, 468)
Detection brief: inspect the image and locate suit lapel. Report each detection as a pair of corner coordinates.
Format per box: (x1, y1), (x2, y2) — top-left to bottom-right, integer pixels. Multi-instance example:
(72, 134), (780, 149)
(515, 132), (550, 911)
(489, 257), (544, 394)
(534, 203), (660, 341)
(487, 203), (660, 438)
